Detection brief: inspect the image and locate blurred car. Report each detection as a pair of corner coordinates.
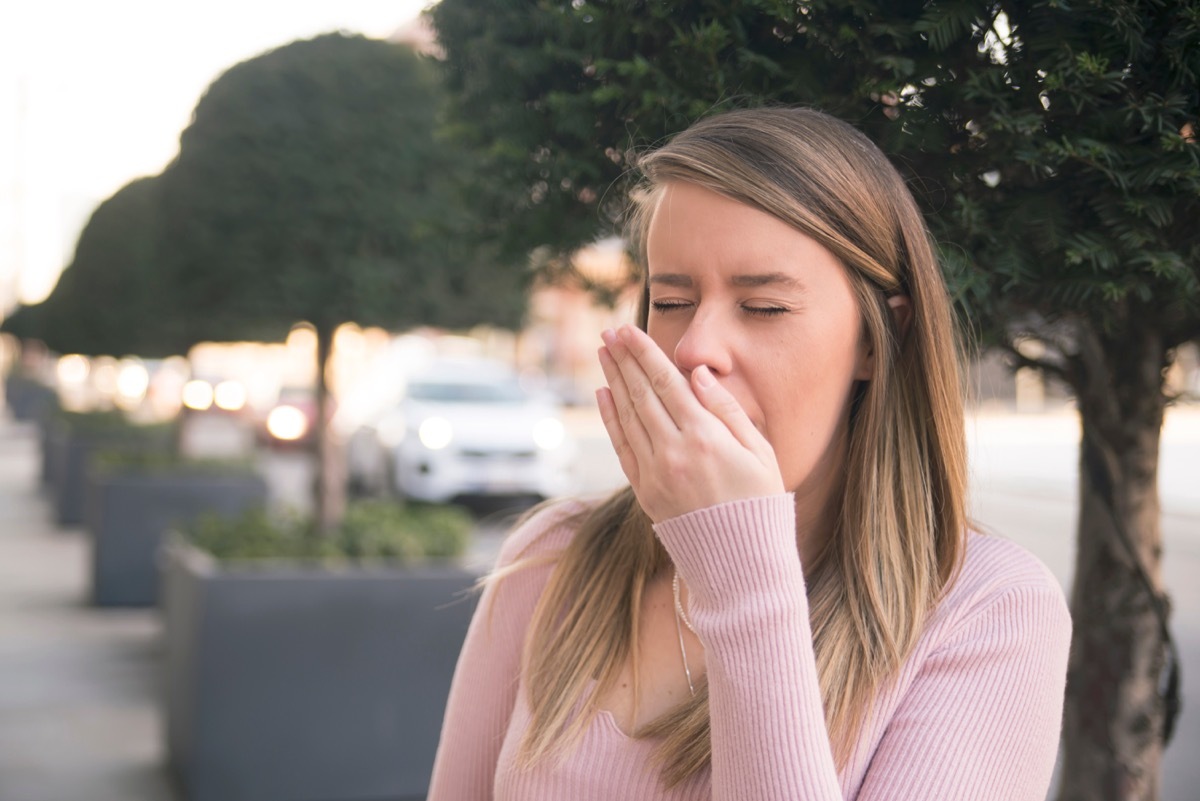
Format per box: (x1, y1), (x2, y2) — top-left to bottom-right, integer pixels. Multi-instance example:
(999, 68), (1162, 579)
(256, 386), (336, 449)
(346, 360), (575, 502)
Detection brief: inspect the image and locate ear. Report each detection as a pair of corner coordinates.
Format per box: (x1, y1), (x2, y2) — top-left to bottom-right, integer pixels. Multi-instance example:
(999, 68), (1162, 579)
(853, 295), (912, 381)
(887, 294), (913, 338)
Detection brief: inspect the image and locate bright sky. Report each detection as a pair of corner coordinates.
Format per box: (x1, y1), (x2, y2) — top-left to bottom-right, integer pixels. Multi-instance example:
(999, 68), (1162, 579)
(0, 0), (434, 310)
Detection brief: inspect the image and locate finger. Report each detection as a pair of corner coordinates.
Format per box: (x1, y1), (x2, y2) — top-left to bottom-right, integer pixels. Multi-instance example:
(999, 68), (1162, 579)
(598, 343), (655, 457)
(603, 329), (680, 437)
(596, 387), (640, 486)
(690, 365), (774, 457)
(612, 325), (698, 430)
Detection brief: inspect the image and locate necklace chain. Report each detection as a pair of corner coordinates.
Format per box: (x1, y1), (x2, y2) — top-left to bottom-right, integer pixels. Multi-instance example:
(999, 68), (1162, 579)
(672, 568), (696, 634)
(672, 568), (696, 697)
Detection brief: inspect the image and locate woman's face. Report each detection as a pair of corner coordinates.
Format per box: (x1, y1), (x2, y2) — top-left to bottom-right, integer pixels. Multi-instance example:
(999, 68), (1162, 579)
(644, 181), (871, 507)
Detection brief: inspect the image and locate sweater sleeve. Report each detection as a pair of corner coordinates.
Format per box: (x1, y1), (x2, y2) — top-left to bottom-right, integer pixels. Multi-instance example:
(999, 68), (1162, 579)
(654, 494), (843, 800)
(426, 501), (580, 801)
(653, 495), (1072, 801)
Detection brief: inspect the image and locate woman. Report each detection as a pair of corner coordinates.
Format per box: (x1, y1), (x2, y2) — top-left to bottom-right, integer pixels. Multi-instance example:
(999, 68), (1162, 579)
(428, 107), (1071, 800)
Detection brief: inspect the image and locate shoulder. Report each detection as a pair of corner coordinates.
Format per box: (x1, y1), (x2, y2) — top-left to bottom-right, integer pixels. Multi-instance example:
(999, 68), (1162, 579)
(929, 531), (1072, 645)
(494, 496), (595, 571)
(958, 530), (1065, 595)
(469, 497), (599, 645)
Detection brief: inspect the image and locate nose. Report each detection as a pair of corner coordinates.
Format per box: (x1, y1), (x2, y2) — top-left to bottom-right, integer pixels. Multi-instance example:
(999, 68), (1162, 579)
(671, 307), (734, 379)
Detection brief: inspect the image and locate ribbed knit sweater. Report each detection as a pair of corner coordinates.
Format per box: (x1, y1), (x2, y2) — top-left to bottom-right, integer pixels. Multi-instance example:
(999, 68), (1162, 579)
(428, 495), (1072, 800)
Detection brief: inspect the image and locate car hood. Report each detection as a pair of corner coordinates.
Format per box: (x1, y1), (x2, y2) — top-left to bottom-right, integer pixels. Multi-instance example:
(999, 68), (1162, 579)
(405, 401), (560, 449)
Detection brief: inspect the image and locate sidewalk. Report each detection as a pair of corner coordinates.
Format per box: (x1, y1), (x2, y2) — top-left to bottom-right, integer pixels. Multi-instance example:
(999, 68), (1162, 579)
(0, 418), (179, 801)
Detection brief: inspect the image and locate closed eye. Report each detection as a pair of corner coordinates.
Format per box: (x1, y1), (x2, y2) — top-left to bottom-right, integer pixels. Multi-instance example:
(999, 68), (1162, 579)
(742, 305), (790, 318)
(650, 300), (692, 314)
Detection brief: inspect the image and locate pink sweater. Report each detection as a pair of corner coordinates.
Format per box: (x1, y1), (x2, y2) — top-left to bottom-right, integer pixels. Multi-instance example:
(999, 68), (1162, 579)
(428, 495), (1072, 800)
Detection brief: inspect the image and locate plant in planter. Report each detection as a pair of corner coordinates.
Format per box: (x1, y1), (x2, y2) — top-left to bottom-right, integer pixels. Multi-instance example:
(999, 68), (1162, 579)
(161, 501), (479, 801)
(85, 449), (267, 607)
(45, 409), (176, 526)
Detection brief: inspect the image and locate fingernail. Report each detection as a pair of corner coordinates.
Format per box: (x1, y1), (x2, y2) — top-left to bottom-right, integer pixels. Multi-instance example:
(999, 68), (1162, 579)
(617, 325), (633, 343)
(693, 365), (714, 388)
(601, 328), (617, 346)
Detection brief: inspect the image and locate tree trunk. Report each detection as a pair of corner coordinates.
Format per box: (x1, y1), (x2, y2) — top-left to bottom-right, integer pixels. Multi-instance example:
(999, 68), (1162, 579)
(313, 324), (346, 535)
(1057, 320), (1172, 801)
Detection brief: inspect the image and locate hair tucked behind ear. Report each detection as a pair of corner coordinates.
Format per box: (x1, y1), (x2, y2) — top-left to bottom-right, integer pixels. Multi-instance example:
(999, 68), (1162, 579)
(514, 106), (968, 787)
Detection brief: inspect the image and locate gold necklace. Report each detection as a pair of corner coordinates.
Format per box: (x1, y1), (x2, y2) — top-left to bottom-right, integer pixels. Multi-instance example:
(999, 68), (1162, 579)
(672, 568), (696, 697)
(672, 568), (696, 634)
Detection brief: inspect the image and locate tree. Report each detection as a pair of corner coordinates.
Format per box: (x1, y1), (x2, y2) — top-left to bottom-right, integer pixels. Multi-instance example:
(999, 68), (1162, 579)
(160, 33), (528, 531)
(428, 2), (1199, 798)
(2, 175), (193, 359)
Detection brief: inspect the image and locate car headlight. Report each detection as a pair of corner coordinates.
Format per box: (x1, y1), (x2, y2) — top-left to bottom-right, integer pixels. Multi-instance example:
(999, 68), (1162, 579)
(418, 416), (454, 450)
(532, 417), (565, 451)
(267, 405), (308, 441)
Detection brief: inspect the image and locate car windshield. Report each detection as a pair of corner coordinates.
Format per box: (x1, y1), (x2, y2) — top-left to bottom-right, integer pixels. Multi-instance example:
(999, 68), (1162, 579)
(407, 380), (528, 404)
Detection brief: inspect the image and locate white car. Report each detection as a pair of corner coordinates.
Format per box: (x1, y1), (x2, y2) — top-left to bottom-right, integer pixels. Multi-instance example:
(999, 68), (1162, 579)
(348, 361), (576, 503)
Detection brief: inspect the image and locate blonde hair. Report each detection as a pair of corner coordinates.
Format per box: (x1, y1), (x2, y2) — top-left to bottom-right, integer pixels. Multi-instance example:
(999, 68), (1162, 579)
(516, 107), (968, 786)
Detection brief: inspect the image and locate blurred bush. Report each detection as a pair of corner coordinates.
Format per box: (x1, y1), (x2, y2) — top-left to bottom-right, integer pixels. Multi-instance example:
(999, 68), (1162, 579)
(184, 501), (472, 563)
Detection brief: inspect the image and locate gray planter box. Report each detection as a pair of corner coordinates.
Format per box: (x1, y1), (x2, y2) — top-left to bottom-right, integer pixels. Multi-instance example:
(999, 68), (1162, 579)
(40, 419), (62, 487)
(49, 422), (173, 526)
(3, 375), (55, 421)
(86, 471), (267, 607)
(161, 543), (478, 801)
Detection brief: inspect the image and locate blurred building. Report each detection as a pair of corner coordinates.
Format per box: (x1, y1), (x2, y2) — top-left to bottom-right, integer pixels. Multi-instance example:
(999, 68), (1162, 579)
(520, 238), (640, 405)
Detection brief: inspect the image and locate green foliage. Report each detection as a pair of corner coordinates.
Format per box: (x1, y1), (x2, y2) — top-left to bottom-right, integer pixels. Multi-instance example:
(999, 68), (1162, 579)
(904, 0), (1200, 348)
(429, 0), (1200, 352)
(339, 500), (473, 560)
(160, 32), (527, 339)
(429, 0), (966, 265)
(5, 177), (193, 358)
(52, 408), (168, 436)
(89, 448), (255, 477)
(0, 303), (46, 343)
(184, 501), (473, 563)
(47, 412), (176, 467)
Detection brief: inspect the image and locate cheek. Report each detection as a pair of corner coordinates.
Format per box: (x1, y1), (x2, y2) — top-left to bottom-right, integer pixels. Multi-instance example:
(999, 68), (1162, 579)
(759, 339), (861, 480)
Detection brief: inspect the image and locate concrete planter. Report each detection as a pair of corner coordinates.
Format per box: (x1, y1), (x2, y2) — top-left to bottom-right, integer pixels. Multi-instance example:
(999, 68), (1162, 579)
(161, 542), (478, 801)
(40, 418), (62, 487)
(86, 470), (267, 607)
(3, 375), (55, 421)
(48, 419), (173, 526)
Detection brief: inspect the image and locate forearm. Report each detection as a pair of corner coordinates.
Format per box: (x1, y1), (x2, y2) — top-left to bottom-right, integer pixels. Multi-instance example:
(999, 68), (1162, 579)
(655, 495), (843, 800)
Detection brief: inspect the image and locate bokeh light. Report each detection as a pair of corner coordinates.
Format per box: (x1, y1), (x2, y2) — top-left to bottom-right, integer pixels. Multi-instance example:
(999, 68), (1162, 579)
(213, 380), (247, 411)
(182, 379), (214, 411)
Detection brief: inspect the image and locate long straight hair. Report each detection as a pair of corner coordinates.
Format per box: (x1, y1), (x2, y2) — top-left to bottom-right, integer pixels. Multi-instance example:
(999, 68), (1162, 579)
(515, 107), (968, 786)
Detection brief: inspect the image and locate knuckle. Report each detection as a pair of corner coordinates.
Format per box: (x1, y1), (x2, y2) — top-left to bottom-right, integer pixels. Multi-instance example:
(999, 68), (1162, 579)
(690, 430), (718, 457)
(649, 367), (675, 396)
(713, 391), (740, 412)
(616, 402), (638, 428)
(661, 448), (690, 479)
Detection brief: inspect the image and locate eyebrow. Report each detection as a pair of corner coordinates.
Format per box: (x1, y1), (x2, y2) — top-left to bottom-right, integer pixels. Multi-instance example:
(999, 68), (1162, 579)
(648, 271), (806, 291)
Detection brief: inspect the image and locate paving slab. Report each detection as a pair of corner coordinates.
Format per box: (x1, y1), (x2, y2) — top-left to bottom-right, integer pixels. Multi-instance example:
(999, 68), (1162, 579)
(0, 418), (179, 801)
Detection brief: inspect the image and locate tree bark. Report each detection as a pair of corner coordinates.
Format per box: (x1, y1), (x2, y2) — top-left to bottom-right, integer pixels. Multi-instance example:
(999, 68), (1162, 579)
(313, 324), (346, 536)
(1057, 318), (1172, 801)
